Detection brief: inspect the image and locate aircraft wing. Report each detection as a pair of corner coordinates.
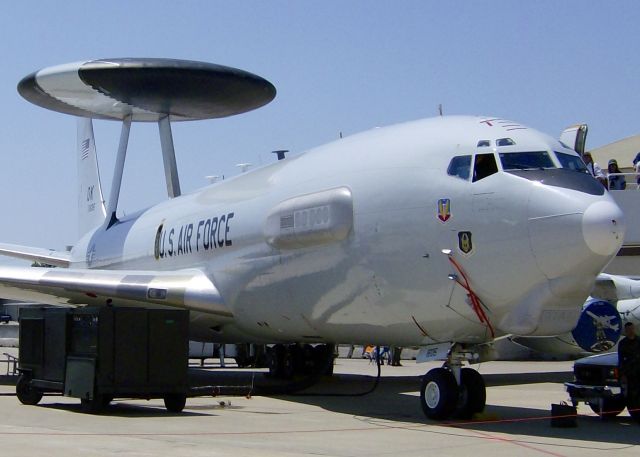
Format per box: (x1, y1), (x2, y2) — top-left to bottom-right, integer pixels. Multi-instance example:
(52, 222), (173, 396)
(0, 265), (232, 318)
(0, 243), (71, 267)
(592, 273), (640, 302)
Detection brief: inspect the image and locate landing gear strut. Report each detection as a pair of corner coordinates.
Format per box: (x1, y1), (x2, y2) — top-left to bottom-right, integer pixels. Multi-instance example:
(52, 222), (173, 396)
(267, 343), (335, 379)
(420, 345), (486, 420)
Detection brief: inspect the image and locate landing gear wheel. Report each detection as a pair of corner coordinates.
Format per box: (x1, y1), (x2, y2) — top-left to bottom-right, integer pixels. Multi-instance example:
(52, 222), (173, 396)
(268, 344), (294, 379)
(16, 374), (42, 406)
(164, 394), (187, 413)
(313, 344), (335, 376)
(234, 344), (254, 368)
(420, 368), (458, 420)
(588, 397), (626, 418)
(455, 368), (486, 419)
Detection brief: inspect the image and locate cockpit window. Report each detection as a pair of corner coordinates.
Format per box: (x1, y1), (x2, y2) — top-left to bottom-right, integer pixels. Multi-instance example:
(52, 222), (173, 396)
(447, 155), (472, 180)
(499, 151), (556, 171)
(496, 138), (516, 146)
(555, 151), (589, 173)
(473, 153), (498, 182)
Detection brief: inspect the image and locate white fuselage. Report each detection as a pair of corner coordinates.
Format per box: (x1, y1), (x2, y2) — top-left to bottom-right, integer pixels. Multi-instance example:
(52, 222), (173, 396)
(69, 116), (625, 346)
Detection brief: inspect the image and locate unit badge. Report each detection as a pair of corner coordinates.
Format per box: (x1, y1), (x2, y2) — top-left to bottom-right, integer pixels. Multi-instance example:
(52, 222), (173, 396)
(437, 198), (451, 222)
(458, 231), (473, 254)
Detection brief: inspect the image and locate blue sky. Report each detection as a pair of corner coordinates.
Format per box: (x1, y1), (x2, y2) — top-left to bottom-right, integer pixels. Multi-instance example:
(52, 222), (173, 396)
(0, 1), (638, 258)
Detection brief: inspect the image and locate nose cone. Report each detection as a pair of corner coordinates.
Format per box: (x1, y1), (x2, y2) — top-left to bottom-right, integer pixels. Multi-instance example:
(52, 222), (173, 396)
(582, 200), (625, 256)
(528, 187), (625, 280)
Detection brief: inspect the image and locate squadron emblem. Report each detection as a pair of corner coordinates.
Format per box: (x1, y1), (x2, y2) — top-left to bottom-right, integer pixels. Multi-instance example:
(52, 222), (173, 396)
(458, 231), (473, 255)
(437, 199), (451, 223)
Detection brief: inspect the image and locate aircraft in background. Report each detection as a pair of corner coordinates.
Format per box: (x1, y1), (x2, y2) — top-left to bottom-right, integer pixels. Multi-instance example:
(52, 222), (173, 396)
(0, 59), (626, 420)
(512, 273), (640, 355)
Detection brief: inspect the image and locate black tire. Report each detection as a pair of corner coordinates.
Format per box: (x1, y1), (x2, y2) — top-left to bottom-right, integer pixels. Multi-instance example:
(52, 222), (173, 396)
(101, 396), (114, 409)
(455, 368), (486, 419)
(420, 368), (458, 420)
(234, 344), (253, 368)
(234, 355), (250, 368)
(628, 394), (640, 422)
(588, 397), (626, 418)
(312, 344), (335, 376)
(81, 395), (106, 414)
(267, 344), (294, 379)
(267, 345), (283, 377)
(164, 394), (187, 413)
(16, 374), (42, 406)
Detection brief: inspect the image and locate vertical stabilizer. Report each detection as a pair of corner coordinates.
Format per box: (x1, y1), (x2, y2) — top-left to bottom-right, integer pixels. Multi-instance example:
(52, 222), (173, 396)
(77, 118), (106, 236)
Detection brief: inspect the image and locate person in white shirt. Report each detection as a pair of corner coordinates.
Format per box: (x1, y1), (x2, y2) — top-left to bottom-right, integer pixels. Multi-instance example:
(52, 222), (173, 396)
(583, 152), (607, 187)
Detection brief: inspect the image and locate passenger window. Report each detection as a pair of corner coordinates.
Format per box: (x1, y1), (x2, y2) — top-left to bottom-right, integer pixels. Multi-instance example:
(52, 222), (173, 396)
(447, 155), (472, 180)
(473, 153), (498, 182)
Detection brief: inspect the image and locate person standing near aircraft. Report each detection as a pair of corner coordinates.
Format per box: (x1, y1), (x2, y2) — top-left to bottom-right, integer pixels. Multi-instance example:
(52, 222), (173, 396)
(619, 322), (640, 419)
(583, 152), (606, 187)
(607, 159), (626, 190)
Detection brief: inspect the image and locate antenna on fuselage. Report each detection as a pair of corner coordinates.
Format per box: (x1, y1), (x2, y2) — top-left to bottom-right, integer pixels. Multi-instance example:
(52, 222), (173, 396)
(438, 104), (443, 116)
(17, 58), (277, 229)
(236, 163), (252, 173)
(272, 149), (288, 161)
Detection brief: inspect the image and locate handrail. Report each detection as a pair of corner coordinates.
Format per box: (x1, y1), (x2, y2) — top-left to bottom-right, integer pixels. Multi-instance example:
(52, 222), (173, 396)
(2, 352), (18, 376)
(604, 172), (639, 191)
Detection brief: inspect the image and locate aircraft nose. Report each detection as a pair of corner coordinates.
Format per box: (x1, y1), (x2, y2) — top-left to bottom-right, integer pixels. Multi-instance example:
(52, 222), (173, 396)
(528, 189), (625, 280)
(582, 200), (625, 257)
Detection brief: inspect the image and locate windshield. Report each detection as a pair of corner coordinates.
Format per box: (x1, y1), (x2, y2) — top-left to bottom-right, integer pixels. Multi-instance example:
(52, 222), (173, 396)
(555, 151), (589, 173)
(499, 151), (556, 170)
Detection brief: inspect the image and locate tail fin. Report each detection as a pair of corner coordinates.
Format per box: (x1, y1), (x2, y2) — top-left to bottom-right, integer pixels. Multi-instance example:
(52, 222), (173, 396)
(77, 118), (106, 237)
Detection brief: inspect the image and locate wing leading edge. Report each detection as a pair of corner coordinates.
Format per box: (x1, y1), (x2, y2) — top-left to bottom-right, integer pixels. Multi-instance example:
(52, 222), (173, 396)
(0, 265), (232, 318)
(0, 243), (71, 268)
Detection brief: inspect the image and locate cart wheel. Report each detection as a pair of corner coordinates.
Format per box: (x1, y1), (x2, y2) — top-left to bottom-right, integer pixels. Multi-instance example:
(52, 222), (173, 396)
(81, 395), (106, 414)
(164, 394), (186, 413)
(101, 396), (114, 409)
(16, 374), (43, 406)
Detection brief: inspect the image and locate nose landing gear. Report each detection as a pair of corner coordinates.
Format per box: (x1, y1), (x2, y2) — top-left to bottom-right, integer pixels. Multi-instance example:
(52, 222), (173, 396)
(420, 346), (486, 420)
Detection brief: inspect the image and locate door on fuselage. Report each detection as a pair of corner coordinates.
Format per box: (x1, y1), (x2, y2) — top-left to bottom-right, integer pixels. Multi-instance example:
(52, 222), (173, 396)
(440, 152), (499, 332)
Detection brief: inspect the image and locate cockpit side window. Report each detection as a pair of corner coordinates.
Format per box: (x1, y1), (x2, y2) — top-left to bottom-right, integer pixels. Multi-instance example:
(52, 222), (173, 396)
(473, 153), (498, 182)
(447, 155), (472, 180)
(555, 151), (589, 173)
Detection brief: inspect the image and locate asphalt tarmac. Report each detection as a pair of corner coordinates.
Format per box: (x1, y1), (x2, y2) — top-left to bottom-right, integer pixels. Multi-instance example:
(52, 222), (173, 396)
(0, 356), (638, 457)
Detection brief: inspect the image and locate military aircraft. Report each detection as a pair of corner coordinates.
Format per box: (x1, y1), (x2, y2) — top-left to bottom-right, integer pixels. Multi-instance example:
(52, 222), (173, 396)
(511, 273), (640, 355)
(0, 58), (626, 420)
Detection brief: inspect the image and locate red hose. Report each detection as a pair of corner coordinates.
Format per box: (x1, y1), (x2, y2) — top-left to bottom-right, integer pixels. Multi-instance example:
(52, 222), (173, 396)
(447, 256), (495, 338)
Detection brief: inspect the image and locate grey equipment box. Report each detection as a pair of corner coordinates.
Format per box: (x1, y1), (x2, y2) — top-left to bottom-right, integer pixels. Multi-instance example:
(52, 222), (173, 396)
(17, 306), (189, 413)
